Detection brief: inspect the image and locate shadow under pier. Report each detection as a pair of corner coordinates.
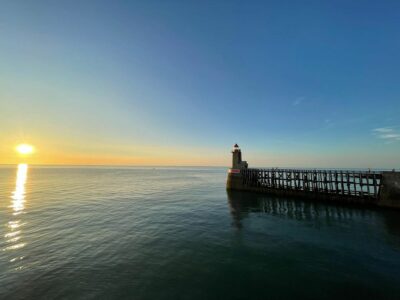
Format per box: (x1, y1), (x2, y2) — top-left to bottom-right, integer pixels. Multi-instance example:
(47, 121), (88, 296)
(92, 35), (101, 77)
(227, 190), (400, 241)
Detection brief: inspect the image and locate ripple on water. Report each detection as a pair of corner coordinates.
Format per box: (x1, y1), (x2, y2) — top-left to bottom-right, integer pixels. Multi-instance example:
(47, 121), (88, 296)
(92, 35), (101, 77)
(0, 166), (400, 299)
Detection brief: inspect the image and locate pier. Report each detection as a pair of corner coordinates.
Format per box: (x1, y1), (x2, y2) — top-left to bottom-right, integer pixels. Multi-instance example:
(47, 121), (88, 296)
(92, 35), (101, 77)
(227, 144), (400, 209)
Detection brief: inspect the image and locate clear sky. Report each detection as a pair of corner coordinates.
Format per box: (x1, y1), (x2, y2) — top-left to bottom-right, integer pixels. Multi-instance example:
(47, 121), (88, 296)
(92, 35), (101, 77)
(1, 0), (399, 168)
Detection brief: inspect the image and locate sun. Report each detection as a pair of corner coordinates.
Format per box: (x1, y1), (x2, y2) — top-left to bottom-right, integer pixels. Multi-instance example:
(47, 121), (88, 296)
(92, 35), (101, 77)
(16, 144), (34, 155)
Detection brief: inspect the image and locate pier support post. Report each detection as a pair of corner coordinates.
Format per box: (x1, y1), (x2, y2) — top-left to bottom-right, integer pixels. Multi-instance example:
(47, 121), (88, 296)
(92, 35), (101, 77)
(378, 171), (400, 209)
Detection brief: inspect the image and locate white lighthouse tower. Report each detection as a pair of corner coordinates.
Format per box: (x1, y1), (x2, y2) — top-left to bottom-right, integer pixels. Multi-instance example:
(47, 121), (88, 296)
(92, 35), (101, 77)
(227, 144), (248, 189)
(231, 144), (248, 170)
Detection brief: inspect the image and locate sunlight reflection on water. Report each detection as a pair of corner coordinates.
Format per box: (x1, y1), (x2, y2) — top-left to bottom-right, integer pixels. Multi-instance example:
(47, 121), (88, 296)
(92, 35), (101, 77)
(4, 164), (28, 263)
(11, 164), (27, 215)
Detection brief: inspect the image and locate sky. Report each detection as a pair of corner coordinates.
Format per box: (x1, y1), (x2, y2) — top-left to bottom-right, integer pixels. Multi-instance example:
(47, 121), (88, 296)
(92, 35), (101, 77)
(1, 0), (399, 168)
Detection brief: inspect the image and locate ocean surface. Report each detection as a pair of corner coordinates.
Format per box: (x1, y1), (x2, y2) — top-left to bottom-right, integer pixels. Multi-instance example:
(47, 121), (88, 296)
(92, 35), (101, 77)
(1, 165), (400, 299)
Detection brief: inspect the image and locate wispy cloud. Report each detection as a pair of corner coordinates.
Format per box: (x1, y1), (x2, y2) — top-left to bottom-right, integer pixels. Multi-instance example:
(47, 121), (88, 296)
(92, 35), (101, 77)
(293, 96), (305, 106)
(372, 127), (400, 142)
(373, 127), (393, 133)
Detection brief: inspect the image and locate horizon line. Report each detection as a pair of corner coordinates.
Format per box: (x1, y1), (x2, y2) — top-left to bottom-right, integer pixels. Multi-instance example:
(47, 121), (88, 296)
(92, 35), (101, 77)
(0, 163), (397, 171)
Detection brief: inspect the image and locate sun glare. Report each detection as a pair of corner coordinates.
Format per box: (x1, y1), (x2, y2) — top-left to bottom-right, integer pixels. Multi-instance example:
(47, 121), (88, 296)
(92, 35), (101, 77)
(16, 144), (34, 155)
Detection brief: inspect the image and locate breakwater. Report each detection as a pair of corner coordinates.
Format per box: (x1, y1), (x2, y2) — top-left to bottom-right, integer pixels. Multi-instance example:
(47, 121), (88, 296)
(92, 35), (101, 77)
(227, 145), (400, 209)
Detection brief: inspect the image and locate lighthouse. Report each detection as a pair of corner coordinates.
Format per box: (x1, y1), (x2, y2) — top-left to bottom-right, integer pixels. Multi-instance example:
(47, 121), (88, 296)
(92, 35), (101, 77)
(226, 144), (248, 190)
(231, 144), (248, 170)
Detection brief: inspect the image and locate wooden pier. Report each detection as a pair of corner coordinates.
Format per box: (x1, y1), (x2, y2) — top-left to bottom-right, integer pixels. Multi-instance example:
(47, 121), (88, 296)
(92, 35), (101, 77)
(240, 168), (382, 204)
(227, 145), (400, 208)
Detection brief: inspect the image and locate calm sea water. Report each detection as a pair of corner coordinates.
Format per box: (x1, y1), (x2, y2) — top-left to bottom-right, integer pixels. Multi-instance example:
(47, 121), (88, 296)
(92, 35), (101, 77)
(1, 165), (400, 299)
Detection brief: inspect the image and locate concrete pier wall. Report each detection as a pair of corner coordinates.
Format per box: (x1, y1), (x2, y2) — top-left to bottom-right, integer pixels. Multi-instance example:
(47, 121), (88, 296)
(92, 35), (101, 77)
(226, 172), (243, 190)
(379, 172), (400, 209)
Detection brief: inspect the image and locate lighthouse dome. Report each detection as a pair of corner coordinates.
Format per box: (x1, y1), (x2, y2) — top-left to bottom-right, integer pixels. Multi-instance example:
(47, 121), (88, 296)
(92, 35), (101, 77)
(232, 144), (240, 153)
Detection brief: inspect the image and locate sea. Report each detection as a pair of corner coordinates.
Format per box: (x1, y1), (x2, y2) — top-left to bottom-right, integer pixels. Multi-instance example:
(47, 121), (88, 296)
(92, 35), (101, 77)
(1, 165), (400, 299)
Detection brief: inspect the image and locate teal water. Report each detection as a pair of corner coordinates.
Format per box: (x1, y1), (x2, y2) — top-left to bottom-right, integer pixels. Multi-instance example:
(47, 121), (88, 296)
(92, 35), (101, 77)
(1, 165), (400, 299)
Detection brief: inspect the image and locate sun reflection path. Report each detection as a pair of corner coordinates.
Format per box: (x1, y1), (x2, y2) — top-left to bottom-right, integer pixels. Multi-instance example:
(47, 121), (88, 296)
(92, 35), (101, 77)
(11, 164), (28, 215)
(4, 164), (28, 263)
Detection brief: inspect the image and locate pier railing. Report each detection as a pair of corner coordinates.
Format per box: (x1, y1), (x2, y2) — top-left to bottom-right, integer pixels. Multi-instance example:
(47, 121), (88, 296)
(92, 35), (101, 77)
(241, 168), (382, 199)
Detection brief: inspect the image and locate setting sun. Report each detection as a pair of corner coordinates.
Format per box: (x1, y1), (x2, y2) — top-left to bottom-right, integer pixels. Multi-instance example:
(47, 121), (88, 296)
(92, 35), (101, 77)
(16, 144), (34, 155)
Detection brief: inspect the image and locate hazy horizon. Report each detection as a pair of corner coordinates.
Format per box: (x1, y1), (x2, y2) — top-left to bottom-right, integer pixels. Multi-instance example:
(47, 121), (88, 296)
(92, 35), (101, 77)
(0, 163), (398, 171)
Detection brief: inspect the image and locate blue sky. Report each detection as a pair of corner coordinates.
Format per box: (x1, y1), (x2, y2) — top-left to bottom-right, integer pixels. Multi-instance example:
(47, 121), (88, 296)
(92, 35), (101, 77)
(1, 0), (399, 167)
